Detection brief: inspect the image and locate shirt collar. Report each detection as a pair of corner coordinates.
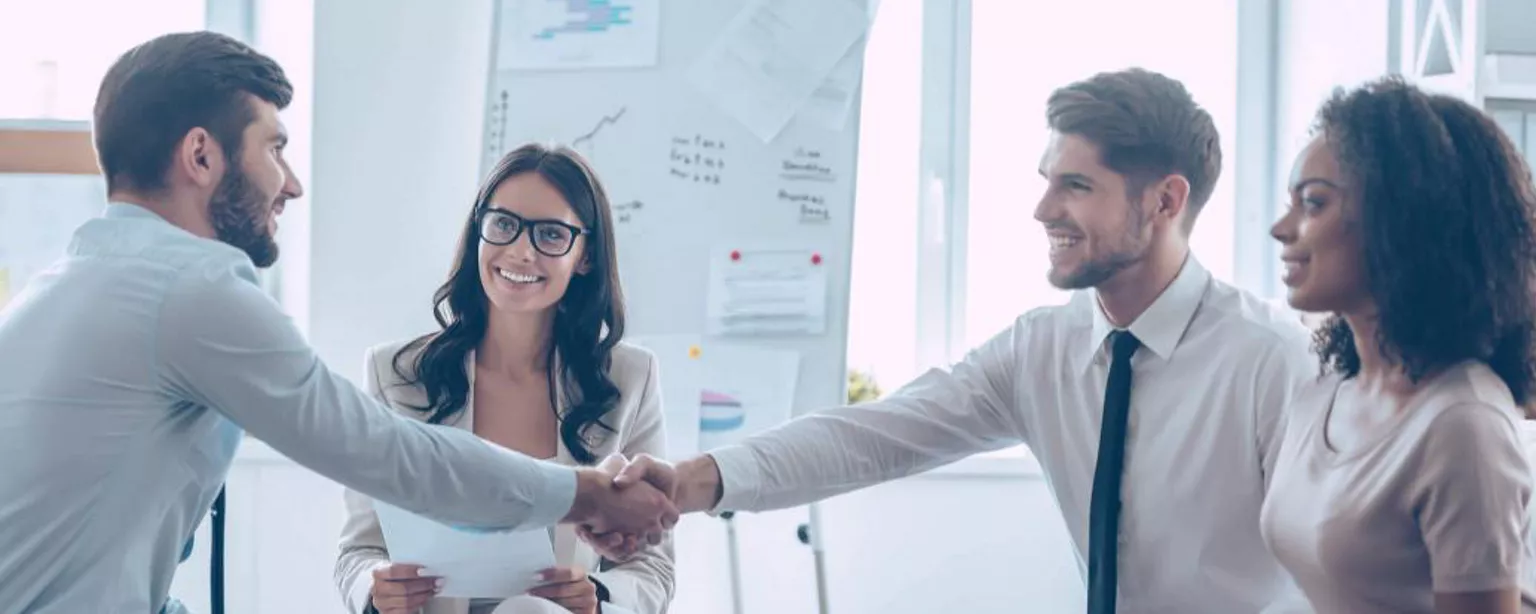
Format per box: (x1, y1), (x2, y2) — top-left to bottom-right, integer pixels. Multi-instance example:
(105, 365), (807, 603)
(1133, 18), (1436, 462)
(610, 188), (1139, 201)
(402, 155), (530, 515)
(1079, 255), (1211, 374)
(103, 201), (170, 223)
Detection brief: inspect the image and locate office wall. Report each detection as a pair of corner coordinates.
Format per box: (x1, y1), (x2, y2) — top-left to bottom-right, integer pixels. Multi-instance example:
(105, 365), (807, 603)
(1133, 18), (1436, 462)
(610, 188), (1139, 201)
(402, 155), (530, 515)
(196, 0), (1085, 612)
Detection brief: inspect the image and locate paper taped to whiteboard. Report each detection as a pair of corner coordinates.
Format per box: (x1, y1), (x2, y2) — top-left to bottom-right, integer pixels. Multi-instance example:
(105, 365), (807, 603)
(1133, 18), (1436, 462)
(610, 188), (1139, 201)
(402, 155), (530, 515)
(624, 334), (705, 459)
(685, 0), (868, 142)
(706, 246), (828, 336)
(496, 0), (660, 71)
(696, 343), (800, 450)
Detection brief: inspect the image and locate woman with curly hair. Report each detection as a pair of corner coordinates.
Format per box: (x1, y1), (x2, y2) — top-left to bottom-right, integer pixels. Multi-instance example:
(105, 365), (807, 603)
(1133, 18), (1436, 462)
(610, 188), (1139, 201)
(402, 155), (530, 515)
(1259, 77), (1536, 614)
(1261, 77), (1536, 613)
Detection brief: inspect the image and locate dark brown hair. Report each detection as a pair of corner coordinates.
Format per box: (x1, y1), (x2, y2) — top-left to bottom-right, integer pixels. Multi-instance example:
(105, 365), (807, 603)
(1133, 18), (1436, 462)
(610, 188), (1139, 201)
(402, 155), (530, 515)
(1309, 77), (1536, 410)
(394, 144), (626, 463)
(1046, 68), (1222, 229)
(93, 31), (292, 193)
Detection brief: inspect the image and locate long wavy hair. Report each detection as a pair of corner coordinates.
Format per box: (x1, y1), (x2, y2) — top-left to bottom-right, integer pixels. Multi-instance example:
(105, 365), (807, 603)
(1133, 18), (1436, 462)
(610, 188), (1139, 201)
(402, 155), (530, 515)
(1310, 77), (1536, 411)
(393, 143), (626, 463)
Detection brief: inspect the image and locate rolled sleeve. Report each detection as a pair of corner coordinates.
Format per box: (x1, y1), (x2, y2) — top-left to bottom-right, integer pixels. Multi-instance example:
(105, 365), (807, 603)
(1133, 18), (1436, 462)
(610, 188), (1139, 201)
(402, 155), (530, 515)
(707, 444), (766, 513)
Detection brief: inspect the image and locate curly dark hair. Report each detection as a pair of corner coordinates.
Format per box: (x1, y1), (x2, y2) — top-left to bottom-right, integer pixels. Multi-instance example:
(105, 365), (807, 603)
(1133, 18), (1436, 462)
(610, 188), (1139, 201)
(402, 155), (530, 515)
(1309, 77), (1536, 410)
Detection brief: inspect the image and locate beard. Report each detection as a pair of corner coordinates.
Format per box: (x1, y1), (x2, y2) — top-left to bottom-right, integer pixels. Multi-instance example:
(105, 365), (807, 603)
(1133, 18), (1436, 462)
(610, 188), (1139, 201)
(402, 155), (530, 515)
(1047, 202), (1151, 290)
(209, 162), (280, 268)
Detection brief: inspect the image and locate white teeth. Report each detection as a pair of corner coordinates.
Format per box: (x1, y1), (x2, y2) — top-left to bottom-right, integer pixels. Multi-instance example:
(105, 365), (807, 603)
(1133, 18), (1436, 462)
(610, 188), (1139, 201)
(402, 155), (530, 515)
(1049, 236), (1080, 249)
(497, 268), (543, 284)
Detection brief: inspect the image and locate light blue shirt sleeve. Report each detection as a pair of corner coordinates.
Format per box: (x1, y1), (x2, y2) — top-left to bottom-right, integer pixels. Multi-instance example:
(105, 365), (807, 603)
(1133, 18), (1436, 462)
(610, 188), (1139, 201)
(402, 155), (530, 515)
(153, 260), (575, 531)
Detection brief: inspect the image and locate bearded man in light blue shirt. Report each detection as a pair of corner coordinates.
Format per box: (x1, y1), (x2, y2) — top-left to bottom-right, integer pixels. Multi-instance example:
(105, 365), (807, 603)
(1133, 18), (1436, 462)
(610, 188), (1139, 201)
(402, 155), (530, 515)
(0, 31), (675, 614)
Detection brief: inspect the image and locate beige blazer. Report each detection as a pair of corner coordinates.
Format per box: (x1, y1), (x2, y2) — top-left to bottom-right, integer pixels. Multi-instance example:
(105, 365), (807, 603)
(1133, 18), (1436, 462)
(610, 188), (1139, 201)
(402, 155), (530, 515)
(334, 338), (675, 614)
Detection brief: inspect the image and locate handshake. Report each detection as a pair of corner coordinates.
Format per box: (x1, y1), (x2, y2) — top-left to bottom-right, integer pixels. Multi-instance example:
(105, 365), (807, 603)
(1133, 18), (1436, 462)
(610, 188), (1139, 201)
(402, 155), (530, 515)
(560, 453), (724, 560)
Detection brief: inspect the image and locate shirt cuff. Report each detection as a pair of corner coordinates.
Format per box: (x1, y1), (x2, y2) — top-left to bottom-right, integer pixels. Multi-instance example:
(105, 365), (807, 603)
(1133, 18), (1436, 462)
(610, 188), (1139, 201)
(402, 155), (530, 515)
(705, 445), (762, 513)
(520, 461), (578, 530)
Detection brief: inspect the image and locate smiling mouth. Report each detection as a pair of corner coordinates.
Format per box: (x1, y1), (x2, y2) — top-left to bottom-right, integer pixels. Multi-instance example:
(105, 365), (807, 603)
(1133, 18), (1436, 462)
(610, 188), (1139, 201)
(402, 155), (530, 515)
(496, 267), (546, 285)
(1049, 236), (1081, 249)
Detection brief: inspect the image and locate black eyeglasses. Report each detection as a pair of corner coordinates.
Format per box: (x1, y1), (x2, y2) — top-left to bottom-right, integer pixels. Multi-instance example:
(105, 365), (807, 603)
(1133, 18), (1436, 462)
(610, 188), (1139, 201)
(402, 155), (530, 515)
(477, 208), (588, 257)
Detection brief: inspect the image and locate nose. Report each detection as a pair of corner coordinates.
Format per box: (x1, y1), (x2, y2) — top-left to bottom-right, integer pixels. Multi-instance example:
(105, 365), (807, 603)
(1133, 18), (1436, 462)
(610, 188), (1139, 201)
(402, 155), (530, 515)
(1270, 204), (1297, 245)
(1033, 190), (1061, 224)
(280, 158), (304, 201)
(506, 229), (539, 261)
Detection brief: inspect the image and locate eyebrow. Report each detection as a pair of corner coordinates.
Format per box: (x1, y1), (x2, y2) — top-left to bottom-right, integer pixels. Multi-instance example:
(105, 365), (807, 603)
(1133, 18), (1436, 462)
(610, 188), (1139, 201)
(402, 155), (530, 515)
(272, 131), (289, 149)
(484, 207), (579, 225)
(1039, 170), (1096, 186)
(1290, 177), (1341, 192)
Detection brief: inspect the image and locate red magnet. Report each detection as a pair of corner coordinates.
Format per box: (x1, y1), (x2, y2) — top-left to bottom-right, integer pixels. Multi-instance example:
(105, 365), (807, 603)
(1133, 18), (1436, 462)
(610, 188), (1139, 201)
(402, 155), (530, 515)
(811, 253), (823, 265)
(730, 250), (742, 261)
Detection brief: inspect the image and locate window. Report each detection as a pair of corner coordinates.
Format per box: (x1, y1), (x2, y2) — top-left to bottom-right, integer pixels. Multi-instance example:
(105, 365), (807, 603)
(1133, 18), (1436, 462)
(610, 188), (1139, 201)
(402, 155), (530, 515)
(845, 0), (923, 396)
(0, 0), (207, 120)
(963, 0), (1239, 349)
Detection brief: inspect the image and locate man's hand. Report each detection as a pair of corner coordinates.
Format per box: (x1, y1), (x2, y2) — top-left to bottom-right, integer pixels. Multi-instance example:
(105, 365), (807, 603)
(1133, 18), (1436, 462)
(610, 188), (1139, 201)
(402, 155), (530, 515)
(617, 453), (721, 514)
(562, 456), (678, 545)
(577, 453), (724, 560)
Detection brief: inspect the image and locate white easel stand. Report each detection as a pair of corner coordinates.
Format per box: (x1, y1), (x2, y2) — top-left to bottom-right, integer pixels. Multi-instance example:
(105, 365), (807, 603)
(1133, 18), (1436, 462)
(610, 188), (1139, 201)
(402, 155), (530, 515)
(720, 505), (831, 614)
(796, 503), (831, 614)
(720, 511), (746, 614)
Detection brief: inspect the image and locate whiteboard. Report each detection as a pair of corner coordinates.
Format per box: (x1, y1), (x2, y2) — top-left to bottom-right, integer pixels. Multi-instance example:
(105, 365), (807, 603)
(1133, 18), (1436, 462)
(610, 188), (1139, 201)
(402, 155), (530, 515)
(481, 0), (868, 438)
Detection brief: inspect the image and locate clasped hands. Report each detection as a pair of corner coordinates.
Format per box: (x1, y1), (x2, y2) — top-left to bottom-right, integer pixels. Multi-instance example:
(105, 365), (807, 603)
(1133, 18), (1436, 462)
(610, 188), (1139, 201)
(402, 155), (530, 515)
(565, 453), (719, 561)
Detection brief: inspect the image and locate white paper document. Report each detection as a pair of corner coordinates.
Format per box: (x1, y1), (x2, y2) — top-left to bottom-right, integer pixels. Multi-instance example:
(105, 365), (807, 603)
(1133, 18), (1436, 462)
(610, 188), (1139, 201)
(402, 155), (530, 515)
(706, 247), (829, 336)
(799, 0), (881, 131)
(497, 0), (660, 71)
(374, 501), (556, 599)
(686, 0), (868, 142)
(697, 343), (800, 449)
(624, 334), (705, 459)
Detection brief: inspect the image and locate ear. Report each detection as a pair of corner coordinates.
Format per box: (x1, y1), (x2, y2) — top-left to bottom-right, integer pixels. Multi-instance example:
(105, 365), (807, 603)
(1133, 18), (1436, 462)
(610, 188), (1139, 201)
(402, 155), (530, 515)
(575, 255), (593, 276)
(174, 127), (225, 189)
(1153, 174), (1191, 224)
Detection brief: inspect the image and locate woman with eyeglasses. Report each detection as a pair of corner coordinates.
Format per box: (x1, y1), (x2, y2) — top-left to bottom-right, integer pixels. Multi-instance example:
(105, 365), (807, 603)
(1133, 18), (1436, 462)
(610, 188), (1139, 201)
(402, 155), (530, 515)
(334, 143), (674, 614)
(1262, 78), (1536, 613)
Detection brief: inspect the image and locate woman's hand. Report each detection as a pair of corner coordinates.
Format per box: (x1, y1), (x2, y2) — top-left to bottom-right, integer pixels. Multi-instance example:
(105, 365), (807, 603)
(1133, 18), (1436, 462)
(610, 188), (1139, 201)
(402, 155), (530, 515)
(369, 562), (441, 614)
(528, 566), (599, 614)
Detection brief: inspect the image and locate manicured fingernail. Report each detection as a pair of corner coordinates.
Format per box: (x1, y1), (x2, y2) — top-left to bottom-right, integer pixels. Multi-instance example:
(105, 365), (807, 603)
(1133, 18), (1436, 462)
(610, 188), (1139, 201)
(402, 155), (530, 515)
(417, 567), (436, 577)
(434, 578), (444, 590)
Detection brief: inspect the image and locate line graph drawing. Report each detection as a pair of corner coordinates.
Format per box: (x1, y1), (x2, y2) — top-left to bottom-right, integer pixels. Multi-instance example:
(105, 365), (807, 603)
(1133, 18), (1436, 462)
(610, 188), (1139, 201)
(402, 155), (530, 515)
(571, 106), (627, 156)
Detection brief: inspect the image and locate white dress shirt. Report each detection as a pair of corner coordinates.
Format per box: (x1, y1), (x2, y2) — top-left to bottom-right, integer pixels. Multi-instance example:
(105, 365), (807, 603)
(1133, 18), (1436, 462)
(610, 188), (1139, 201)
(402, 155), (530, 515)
(709, 257), (1317, 613)
(0, 203), (575, 613)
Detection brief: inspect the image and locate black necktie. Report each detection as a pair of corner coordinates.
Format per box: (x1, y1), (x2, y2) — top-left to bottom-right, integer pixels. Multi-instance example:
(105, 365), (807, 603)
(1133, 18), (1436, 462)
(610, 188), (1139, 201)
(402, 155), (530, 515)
(211, 485), (226, 614)
(1087, 330), (1139, 614)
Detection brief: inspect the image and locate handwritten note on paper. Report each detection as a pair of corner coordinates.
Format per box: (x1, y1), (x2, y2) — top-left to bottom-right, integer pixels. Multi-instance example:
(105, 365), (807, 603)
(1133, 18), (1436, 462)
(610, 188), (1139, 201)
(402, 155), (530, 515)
(778, 146), (837, 224)
(668, 134), (728, 186)
(685, 0), (869, 142)
(706, 247), (829, 336)
(801, 0), (880, 130)
(374, 499), (556, 599)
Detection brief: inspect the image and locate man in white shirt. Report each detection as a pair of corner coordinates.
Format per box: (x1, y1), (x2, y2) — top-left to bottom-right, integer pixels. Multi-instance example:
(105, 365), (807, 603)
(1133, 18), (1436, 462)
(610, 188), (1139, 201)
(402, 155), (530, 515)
(0, 32), (673, 614)
(600, 69), (1316, 613)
